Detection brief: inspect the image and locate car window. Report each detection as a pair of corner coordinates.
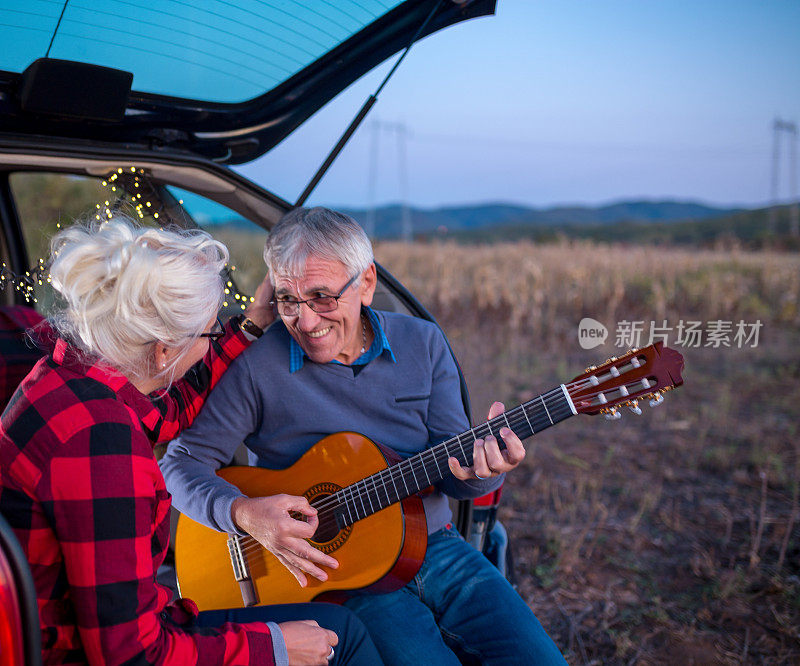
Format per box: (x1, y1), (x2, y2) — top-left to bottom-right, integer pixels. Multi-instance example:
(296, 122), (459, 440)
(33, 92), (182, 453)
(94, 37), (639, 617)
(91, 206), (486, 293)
(165, 186), (266, 306)
(7, 173), (263, 315)
(11, 172), (104, 266)
(9, 171), (166, 312)
(9, 172), (106, 312)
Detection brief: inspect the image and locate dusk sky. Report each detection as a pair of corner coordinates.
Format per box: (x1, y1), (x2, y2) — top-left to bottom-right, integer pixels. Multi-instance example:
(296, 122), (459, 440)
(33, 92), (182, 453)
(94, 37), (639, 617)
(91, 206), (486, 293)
(238, 0), (800, 210)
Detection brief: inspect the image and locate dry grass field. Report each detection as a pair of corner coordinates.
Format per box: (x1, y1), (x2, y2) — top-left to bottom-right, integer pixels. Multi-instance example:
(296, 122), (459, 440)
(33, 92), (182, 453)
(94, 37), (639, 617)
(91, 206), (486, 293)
(374, 240), (800, 665)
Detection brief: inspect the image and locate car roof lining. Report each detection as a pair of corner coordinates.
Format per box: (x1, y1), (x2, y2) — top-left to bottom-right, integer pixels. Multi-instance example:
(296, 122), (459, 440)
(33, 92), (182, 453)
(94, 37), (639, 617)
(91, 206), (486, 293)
(0, 2), (498, 164)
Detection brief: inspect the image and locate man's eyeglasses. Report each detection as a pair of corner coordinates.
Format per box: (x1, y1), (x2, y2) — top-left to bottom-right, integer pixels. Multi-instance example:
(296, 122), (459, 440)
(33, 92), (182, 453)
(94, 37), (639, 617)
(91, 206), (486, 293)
(270, 274), (358, 317)
(199, 316), (225, 340)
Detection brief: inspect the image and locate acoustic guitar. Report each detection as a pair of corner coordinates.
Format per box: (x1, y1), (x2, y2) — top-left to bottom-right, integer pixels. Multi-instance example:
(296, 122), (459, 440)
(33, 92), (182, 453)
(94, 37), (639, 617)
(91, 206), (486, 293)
(174, 342), (684, 610)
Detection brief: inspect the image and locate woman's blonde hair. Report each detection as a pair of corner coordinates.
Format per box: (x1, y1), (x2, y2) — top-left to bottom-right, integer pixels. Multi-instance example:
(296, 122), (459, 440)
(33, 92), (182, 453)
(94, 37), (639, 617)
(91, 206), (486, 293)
(48, 216), (228, 384)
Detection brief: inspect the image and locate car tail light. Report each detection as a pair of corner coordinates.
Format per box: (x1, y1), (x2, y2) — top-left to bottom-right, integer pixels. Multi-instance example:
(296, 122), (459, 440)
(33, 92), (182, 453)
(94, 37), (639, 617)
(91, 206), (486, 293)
(0, 555), (24, 666)
(473, 486), (503, 508)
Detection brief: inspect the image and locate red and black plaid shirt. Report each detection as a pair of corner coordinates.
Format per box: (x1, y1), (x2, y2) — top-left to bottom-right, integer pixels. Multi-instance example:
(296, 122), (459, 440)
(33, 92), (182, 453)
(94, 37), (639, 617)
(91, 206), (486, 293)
(0, 321), (274, 665)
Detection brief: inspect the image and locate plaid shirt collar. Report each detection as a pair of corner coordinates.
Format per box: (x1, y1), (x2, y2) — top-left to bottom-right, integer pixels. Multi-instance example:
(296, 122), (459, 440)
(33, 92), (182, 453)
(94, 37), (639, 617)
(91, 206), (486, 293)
(289, 306), (396, 373)
(52, 337), (164, 433)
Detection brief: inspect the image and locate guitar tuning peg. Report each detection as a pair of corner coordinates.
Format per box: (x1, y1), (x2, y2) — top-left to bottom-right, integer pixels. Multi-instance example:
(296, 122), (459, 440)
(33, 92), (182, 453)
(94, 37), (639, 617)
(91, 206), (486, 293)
(604, 407), (622, 420)
(649, 393), (664, 408)
(628, 400), (642, 415)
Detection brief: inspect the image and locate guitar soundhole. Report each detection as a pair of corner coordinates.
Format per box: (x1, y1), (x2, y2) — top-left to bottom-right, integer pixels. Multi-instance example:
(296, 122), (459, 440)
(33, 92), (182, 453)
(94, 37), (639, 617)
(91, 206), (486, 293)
(305, 482), (352, 554)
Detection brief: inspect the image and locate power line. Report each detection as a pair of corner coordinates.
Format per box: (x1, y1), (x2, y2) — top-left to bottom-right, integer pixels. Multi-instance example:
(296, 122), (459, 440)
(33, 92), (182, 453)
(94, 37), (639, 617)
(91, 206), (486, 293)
(402, 130), (768, 158)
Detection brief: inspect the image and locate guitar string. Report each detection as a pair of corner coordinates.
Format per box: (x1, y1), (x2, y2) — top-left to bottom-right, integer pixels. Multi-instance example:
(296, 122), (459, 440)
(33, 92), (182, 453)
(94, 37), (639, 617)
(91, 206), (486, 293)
(232, 373), (657, 559)
(284, 386), (571, 517)
(232, 370), (659, 556)
(232, 376), (642, 557)
(305, 373), (640, 519)
(233, 399), (578, 557)
(302, 367), (659, 529)
(231, 403), (579, 559)
(311, 400), (574, 520)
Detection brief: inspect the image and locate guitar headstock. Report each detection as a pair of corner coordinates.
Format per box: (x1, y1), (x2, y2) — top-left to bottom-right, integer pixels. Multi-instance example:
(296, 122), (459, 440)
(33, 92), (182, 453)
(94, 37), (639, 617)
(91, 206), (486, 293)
(568, 342), (684, 418)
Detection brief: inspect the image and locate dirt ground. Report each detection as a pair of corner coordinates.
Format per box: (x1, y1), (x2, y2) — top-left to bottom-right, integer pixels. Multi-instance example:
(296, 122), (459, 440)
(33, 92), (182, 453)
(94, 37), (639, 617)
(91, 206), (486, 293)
(444, 309), (800, 665)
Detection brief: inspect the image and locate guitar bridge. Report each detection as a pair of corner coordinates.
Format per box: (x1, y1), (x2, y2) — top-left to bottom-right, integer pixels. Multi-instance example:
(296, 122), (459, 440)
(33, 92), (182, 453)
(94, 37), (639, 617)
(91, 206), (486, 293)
(227, 534), (258, 606)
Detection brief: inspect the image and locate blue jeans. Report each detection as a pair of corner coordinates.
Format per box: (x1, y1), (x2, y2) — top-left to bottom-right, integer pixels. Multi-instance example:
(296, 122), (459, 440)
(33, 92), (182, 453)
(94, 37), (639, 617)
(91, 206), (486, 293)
(344, 524), (566, 665)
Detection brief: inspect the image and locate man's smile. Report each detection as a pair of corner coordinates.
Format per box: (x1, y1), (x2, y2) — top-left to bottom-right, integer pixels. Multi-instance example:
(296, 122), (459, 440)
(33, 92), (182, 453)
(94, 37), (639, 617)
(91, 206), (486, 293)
(305, 327), (332, 339)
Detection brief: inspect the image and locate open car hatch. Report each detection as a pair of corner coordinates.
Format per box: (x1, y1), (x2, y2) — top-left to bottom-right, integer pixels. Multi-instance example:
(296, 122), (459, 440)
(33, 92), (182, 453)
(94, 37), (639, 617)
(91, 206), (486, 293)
(0, 0), (496, 164)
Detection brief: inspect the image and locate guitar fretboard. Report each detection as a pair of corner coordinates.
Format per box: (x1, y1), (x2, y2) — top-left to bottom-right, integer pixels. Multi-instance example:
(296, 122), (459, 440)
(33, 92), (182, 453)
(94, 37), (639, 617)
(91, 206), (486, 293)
(325, 385), (576, 528)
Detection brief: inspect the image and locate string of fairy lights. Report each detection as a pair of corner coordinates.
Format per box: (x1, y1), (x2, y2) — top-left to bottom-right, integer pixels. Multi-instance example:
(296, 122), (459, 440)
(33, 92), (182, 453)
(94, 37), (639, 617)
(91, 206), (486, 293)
(0, 258), (48, 304)
(0, 168), (256, 311)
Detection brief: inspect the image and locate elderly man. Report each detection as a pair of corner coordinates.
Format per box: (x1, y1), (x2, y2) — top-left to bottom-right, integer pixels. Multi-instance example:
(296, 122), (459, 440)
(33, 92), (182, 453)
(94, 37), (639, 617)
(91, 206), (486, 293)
(161, 207), (566, 665)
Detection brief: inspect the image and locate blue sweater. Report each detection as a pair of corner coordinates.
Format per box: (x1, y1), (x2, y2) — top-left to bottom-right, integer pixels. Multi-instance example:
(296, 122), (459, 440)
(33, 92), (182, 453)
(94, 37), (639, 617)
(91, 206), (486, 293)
(160, 310), (502, 535)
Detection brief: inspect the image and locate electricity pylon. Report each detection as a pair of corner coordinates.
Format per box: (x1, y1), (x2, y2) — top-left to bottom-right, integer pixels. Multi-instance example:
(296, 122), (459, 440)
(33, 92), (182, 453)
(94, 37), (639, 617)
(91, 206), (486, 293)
(366, 120), (412, 241)
(769, 118), (799, 237)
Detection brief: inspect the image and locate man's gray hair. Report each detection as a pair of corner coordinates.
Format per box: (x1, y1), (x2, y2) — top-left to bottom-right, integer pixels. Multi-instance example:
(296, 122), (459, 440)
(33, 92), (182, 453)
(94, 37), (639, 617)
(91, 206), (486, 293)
(264, 207), (373, 281)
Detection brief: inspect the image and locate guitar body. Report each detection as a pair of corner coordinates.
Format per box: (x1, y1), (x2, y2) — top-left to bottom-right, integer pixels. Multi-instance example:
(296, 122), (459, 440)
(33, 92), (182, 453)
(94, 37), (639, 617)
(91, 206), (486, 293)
(174, 431), (427, 610)
(174, 343), (685, 612)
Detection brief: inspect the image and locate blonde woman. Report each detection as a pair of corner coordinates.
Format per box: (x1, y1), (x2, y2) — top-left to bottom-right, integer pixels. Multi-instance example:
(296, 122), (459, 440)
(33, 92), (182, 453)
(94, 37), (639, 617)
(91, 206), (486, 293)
(0, 217), (381, 666)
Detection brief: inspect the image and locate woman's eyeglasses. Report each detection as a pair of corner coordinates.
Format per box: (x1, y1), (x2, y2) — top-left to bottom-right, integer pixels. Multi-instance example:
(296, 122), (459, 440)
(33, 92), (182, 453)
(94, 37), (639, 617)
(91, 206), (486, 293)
(199, 316), (225, 340)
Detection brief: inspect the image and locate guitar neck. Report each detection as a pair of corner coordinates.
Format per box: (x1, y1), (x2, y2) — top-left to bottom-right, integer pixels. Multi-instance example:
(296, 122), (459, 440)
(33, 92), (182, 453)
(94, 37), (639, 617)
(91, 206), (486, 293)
(331, 384), (577, 528)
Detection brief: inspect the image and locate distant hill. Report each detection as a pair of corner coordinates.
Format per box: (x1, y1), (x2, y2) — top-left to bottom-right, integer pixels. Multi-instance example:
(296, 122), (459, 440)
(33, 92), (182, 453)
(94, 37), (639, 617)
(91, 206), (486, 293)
(449, 203), (800, 249)
(341, 200), (742, 238)
(207, 198), (798, 249)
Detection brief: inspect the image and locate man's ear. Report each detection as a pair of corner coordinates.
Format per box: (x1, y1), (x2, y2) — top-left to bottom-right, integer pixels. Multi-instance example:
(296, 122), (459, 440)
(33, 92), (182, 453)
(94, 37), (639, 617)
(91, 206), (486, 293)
(360, 263), (377, 306)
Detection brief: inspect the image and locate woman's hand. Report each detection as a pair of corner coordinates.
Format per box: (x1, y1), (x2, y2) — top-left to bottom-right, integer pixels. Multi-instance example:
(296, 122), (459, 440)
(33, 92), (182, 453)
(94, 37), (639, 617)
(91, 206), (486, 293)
(244, 273), (275, 329)
(230, 494), (339, 587)
(279, 620), (338, 665)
